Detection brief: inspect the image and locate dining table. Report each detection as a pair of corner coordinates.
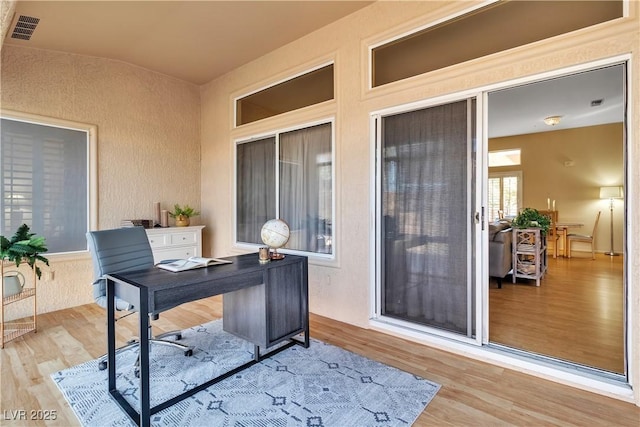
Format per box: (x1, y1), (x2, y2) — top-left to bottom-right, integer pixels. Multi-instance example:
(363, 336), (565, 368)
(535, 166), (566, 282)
(555, 222), (584, 257)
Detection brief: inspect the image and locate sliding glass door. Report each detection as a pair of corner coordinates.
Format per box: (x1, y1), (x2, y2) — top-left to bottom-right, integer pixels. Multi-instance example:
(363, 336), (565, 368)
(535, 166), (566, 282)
(373, 60), (628, 380)
(374, 98), (478, 338)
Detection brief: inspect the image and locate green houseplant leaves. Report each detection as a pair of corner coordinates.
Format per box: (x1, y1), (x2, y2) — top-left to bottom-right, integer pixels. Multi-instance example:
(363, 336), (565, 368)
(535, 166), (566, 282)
(168, 204), (200, 219)
(0, 224), (49, 279)
(511, 208), (551, 235)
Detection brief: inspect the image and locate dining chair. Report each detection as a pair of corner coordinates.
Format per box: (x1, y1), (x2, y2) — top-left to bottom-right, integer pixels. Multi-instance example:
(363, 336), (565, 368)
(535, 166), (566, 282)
(87, 227), (193, 377)
(539, 210), (559, 258)
(567, 211), (601, 259)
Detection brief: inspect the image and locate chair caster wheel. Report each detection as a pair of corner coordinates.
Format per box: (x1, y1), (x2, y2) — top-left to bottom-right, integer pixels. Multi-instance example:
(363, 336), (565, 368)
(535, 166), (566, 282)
(135, 369), (140, 378)
(98, 360), (107, 370)
(175, 333), (182, 341)
(184, 349), (193, 357)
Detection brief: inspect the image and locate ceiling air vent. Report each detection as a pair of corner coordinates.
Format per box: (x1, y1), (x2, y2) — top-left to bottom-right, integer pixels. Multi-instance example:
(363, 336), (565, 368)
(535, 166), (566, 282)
(11, 15), (40, 41)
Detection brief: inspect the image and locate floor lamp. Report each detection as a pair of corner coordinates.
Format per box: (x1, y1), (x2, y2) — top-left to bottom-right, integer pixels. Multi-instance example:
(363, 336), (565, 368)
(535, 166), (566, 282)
(599, 186), (623, 256)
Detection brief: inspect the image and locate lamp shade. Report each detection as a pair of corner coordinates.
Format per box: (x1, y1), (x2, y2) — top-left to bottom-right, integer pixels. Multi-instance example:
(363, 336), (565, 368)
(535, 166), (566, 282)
(599, 186), (623, 199)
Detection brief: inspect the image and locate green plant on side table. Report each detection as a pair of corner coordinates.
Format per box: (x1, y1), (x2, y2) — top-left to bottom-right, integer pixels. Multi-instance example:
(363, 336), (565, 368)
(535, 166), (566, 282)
(169, 204), (200, 227)
(511, 207), (551, 235)
(1, 224), (49, 279)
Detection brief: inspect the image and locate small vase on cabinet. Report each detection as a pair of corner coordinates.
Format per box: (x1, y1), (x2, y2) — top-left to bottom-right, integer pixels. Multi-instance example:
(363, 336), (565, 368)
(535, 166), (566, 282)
(174, 215), (190, 227)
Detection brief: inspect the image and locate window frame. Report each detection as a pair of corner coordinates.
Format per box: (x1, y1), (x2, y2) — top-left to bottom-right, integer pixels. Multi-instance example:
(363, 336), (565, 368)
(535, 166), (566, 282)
(1, 109), (98, 257)
(488, 170), (523, 221)
(233, 118), (336, 261)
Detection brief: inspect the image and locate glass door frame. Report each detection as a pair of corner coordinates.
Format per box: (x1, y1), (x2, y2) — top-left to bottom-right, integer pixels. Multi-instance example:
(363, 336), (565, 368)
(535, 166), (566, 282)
(369, 56), (630, 382)
(370, 91), (485, 346)
(479, 57), (629, 382)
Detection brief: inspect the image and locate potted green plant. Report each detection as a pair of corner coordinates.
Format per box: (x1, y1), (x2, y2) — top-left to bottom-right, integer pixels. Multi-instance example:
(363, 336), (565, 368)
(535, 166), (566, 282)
(1, 224), (49, 284)
(511, 208), (551, 235)
(168, 204), (200, 227)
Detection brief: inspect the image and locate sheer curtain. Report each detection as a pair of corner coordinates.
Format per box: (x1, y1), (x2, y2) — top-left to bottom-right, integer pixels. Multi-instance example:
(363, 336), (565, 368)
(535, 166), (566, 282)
(236, 137), (276, 243)
(380, 100), (474, 335)
(279, 123), (332, 254)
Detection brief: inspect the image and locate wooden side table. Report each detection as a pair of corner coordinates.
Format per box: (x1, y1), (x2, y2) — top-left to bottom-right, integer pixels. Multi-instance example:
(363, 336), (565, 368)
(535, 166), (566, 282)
(512, 228), (547, 286)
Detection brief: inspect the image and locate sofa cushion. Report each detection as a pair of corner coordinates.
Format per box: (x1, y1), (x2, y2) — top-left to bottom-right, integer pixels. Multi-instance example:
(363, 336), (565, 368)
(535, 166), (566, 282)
(489, 221), (512, 241)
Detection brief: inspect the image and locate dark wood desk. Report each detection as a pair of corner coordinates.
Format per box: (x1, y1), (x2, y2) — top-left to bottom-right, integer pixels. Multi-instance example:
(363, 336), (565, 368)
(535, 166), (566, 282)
(106, 253), (308, 427)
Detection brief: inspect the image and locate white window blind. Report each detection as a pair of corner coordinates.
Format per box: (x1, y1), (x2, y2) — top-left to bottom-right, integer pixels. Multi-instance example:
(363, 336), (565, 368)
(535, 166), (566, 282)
(1, 116), (91, 253)
(488, 172), (521, 221)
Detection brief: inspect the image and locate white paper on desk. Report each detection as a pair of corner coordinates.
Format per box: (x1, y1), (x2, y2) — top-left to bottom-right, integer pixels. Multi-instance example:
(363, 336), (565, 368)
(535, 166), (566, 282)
(156, 257), (232, 272)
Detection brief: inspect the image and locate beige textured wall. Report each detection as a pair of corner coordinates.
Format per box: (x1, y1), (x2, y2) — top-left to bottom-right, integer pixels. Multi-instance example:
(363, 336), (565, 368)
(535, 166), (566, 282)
(200, 1), (640, 404)
(490, 123), (624, 254)
(201, 0), (638, 324)
(1, 46), (201, 315)
(0, 0), (16, 48)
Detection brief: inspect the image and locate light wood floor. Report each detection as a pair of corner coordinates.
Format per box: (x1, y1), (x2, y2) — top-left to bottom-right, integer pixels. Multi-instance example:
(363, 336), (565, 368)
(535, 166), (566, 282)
(490, 252), (625, 373)
(2, 295), (639, 426)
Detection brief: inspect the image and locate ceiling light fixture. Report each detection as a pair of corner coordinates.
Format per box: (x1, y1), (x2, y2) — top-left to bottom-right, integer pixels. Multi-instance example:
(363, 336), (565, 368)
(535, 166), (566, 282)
(543, 115), (562, 126)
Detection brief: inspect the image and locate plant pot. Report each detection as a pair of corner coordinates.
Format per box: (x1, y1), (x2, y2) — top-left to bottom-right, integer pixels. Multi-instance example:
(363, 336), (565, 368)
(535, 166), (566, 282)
(3, 271), (25, 298)
(175, 215), (190, 227)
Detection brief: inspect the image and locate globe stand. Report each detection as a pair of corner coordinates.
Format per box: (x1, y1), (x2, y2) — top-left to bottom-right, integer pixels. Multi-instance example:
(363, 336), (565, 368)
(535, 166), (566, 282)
(270, 248), (285, 260)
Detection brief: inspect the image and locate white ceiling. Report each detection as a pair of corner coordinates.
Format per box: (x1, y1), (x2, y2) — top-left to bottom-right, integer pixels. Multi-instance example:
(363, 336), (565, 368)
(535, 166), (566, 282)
(3, 1), (624, 138)
(4, 1), (372, 85)
(488, 64), (624, 138)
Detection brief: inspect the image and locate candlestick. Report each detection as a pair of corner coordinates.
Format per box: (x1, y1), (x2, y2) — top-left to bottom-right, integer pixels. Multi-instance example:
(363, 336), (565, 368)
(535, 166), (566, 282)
(547, 198), (550, 210)
(552, 200), (556, 211)
(161, 210), (169, 227)
(154, 202), (161, 226)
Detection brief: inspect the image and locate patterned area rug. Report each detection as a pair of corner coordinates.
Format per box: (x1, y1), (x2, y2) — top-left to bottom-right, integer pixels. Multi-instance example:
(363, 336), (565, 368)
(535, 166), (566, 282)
(51, 319), (440, 426)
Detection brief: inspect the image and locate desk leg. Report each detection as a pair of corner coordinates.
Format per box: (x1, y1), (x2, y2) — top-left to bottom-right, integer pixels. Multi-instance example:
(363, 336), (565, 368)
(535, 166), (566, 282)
(107, 279), (116, 393)
(138, 288), (150, 427)
(302, 260), (310, 348)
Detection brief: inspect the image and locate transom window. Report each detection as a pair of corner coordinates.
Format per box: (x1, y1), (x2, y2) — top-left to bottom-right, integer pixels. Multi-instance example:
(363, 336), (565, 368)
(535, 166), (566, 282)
(371, 1), (622, 87)
(235, 64), (334, 126)
(488, 149), (521, 167)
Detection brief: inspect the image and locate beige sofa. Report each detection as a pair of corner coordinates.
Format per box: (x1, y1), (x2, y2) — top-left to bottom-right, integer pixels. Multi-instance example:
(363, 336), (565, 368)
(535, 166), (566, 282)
(489, 222), (513, 288)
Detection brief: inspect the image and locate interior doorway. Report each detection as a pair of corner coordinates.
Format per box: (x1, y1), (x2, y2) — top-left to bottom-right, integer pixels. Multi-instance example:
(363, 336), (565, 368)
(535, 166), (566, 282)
(486, 63), (626, 376)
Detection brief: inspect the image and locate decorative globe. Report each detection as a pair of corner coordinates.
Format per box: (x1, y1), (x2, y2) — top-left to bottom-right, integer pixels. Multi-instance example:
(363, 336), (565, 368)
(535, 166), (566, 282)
(261, 219), (290, 259)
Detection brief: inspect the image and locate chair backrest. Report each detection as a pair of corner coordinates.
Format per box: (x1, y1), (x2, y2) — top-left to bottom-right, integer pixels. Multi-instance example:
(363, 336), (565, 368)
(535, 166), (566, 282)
(591, 211), (602, 237)
(86, 227), (154, 309)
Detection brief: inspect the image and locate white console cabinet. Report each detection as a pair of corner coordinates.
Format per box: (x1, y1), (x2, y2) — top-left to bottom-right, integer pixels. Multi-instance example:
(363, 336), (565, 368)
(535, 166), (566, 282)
(145, 225), (204, 263)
